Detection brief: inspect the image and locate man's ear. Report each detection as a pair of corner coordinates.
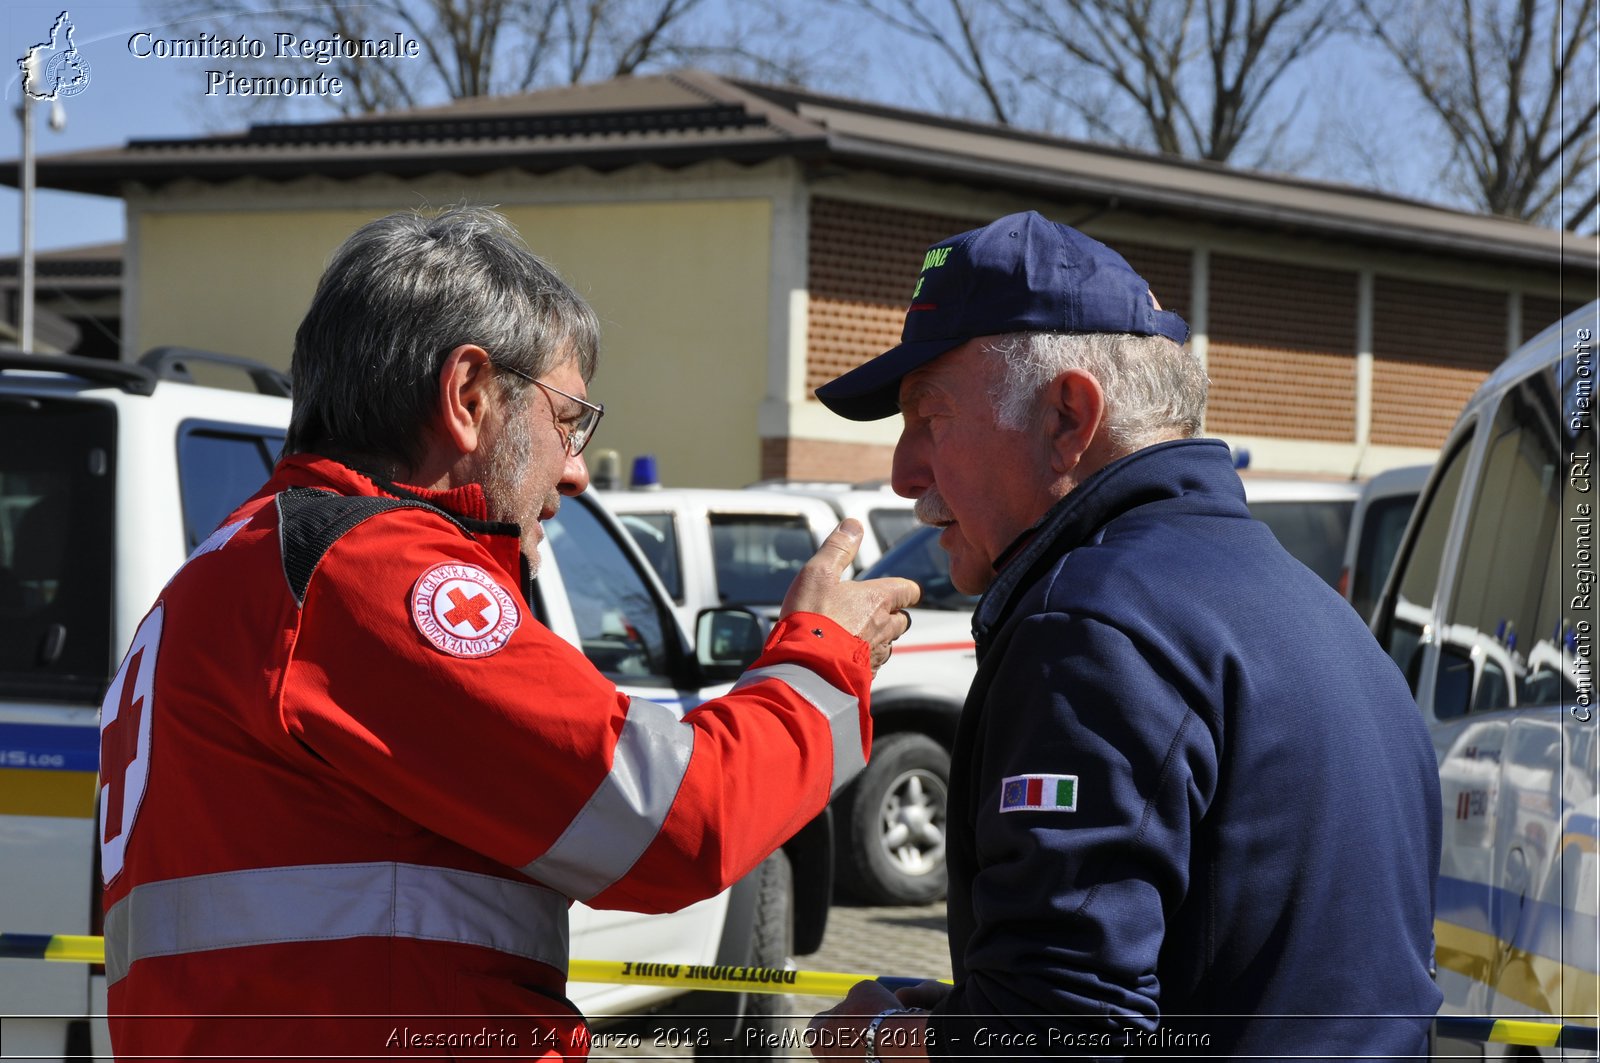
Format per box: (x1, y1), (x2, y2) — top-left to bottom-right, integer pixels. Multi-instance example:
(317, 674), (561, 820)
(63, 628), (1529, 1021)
(1041, 367), (1105, 475)
(437, 344), (496, 456)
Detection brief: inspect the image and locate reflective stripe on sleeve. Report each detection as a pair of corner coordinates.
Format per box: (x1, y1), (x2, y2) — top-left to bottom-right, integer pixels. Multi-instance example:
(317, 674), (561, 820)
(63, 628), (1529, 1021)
(731, 663), (864, 798)
(103, 861), (568, 985)
(521, 697), (694, 900)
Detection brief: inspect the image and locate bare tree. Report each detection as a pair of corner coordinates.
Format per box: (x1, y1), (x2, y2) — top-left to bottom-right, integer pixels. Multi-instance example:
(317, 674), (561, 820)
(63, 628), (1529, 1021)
(841, 0), (1350, 163)
(146, 0), (816, 117)
(1358, 0), (1598, 231)
(1001, 0), (1350, 161)
(833, 0), (1021, 124)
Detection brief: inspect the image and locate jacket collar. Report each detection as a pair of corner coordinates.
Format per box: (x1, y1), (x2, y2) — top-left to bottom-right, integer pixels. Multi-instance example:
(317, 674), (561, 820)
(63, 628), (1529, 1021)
(971, 437), (1240, 648)
(272, 453), (527, 576)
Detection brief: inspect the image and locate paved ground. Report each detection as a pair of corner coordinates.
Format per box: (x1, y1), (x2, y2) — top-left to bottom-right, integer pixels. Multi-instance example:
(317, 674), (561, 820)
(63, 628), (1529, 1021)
(591, 899), (952, 1061)
(789, 898), (953, 1015)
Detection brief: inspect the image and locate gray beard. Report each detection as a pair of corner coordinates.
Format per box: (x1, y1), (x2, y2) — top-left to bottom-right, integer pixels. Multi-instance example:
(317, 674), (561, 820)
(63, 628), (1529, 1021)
(479, 423), (549, 574)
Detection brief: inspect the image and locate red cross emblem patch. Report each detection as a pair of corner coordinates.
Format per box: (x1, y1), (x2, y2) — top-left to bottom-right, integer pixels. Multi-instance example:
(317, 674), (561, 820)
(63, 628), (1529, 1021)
(411, 562), (520, 658)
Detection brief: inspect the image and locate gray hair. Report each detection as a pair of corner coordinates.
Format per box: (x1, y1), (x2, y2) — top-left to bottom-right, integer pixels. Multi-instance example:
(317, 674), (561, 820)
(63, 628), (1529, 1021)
(286, 206), (600, 467)
(986, 332), (1208, 452)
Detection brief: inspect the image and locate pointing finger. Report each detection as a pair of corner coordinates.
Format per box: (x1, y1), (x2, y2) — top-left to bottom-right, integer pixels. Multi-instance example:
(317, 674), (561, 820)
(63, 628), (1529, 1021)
(807, 519), (865, 578)
(862, 575), (921, 612)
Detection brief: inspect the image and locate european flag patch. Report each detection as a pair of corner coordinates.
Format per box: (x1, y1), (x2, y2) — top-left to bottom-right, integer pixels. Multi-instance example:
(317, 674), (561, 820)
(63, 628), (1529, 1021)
(1000, 773), (1078, 813)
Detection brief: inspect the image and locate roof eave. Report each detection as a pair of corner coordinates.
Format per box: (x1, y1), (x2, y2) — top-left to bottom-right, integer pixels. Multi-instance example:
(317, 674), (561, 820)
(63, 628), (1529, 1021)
(825, 132), (1596, 271)
(4, 136), (829, 196)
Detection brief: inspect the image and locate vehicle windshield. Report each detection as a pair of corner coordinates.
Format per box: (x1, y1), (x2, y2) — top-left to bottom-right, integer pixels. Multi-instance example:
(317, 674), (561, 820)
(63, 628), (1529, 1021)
(861, 524), (979, 611)
(0, 397), (116, 702)
(709, 514), (815, 606)
(545, 496), (674, 685)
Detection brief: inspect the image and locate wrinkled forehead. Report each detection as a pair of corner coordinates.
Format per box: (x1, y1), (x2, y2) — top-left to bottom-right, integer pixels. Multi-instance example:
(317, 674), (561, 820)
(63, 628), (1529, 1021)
(896, 339), (996, 411)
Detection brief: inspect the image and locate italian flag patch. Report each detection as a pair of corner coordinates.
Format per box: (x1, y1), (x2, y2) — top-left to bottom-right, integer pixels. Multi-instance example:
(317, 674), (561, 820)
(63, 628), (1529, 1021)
(1000, 774), (1078, 813)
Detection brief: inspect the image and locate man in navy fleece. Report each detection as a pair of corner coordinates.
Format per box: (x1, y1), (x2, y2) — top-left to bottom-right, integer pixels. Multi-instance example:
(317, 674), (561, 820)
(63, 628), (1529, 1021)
(806, 212), (1441, 1061)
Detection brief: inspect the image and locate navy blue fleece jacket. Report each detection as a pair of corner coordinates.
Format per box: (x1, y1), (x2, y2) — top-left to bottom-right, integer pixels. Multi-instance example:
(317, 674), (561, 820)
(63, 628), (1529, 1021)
(928, 438), (1441, 1059)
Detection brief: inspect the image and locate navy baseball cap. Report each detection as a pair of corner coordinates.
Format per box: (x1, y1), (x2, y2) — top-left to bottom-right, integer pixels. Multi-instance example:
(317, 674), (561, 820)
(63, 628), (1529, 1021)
(815, 211), (1191, 421)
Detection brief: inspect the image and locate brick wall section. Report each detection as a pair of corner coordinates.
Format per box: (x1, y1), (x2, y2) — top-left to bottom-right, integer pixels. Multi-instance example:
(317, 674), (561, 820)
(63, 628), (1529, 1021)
(807, 199), (982, 392)
(1117, 242), (1192, 322)
(806, 199), (1199, 386)
(1204, 255), (1358, 442)
(1371, 277), (1507, 448)
(1523, 294), (1590, 343)
(762, 436), (896, 483)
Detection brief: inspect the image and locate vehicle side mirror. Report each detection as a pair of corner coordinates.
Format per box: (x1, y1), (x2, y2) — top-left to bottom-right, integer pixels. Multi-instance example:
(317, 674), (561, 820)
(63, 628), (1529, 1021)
(695, 607), (766, 682)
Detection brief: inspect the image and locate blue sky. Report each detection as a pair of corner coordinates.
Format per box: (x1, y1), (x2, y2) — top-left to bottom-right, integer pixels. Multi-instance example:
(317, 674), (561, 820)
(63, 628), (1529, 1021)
(0, 1), (1506, 256)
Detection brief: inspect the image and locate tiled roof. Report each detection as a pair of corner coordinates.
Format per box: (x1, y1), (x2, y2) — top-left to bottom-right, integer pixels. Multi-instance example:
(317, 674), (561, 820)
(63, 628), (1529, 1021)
(0, 242), (122, 288)
(5, 68), (1593, 269)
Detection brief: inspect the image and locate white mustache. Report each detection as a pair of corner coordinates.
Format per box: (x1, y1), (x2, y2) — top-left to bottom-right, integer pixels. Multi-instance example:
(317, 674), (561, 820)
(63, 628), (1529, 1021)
(914, 488), (955, 526)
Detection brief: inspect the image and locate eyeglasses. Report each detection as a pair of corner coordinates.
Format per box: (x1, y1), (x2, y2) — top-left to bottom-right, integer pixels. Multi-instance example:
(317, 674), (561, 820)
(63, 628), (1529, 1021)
(494, 360), (605, 457)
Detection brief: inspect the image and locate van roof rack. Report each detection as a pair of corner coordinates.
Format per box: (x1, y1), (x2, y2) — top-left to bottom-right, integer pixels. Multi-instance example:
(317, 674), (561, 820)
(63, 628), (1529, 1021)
(0, 347), (292, 398)
(0, 352), (158, 395)
(138, 346), (291, 397)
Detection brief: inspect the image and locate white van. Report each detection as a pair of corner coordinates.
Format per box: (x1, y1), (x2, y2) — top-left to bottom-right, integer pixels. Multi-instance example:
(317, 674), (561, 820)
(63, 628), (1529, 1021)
(1369, 305), (1598, 1053)
(744, 482), (918, 572)
(598, 487), (842, 635)
(600, 486), (966, 906)
(0, 351), (826, 1058)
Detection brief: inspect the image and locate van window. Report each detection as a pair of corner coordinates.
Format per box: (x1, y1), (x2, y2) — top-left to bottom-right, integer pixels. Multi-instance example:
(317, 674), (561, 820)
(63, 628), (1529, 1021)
(0, 398), (116, 702)
(1378, 439), (1470, 694)
(1440, 376), (1570, 715)
(1350, 493), (1420, 622)
(178, 423), (284, 550)
(545, 496), (674, 686)
(709, 514), (814, 606)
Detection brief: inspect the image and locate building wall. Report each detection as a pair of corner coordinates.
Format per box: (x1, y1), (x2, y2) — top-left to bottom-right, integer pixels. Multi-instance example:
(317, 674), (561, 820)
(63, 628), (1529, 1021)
(119, 162), (1591, 490)
(775, 189), (1589, 483)
(129, 186), (776, 488)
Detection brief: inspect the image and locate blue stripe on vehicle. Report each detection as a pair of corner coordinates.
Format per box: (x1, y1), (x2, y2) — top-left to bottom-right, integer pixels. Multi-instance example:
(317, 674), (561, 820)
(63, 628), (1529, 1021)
(0, 722), (99, 773)
(1437, 874), (1599, 975)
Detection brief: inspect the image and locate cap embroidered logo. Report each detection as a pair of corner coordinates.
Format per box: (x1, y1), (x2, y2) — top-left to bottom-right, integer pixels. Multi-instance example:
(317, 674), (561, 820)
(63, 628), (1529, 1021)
(411, 563), (521, 658)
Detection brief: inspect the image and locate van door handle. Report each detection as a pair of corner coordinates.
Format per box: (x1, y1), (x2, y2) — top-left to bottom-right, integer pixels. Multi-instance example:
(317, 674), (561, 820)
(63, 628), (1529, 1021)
(1501, 845), (1529, 956)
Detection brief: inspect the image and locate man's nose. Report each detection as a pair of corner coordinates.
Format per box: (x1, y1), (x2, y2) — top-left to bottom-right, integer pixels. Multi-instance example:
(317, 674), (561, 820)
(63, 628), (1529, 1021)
(890, 421), (928, 501)
(560, 450), (590, 495)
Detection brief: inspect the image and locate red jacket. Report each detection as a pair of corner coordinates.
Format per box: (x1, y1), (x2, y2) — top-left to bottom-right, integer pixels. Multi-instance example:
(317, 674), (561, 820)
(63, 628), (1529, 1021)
(99, 456), (872, 1060)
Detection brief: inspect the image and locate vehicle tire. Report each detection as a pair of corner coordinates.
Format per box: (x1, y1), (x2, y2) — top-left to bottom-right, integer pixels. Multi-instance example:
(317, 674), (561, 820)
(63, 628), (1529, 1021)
(836, 733), (949, 905)
(695, 849), (794, 1059)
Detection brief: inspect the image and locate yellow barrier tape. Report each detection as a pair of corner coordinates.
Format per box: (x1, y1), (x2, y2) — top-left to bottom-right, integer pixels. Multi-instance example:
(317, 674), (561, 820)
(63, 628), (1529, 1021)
(2, 934), (932, 997)
(8, 933), (1594, 1051)
(568, 960), (902, 997)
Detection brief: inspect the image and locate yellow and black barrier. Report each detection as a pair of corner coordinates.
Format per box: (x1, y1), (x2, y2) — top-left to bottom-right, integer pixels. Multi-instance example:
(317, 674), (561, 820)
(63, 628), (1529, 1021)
(0, 932), (921, 999)
(1434, 1015), (1597, 1051)
(3, 933), (1594, 1052)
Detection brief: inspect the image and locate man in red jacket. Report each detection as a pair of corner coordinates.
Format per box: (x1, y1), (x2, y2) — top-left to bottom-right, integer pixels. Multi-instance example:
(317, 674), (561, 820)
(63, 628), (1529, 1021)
(99, 207), (917, 1060)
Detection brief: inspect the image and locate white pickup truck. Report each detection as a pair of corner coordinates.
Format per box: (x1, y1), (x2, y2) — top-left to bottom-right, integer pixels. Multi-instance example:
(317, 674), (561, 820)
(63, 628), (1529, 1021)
(0, 350), (829, 1059)
(601, 486), (967, 907)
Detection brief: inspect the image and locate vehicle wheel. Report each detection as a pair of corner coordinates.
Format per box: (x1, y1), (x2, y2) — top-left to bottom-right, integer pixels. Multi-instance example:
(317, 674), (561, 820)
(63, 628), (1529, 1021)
(837, 733), (949, 905)
(695, 849), (793, 1058)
